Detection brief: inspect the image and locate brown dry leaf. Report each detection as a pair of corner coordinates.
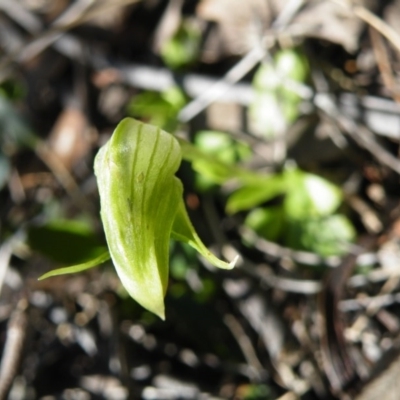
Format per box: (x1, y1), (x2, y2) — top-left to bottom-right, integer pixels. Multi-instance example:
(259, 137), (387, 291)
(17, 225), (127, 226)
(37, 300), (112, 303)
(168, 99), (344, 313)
(48, 106), (92, 171)
(197, 0), (272, 59)
(206, 102), (243, 132)
(355, 352), (400, 400)
(384, 0), (400, 36)
(197, 0), (378, 58)
(293, 0), (377, 53)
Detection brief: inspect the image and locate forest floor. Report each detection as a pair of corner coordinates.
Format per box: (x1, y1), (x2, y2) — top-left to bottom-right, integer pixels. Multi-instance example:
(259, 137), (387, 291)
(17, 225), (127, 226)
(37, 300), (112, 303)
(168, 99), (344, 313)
(1, 1), (400, 399)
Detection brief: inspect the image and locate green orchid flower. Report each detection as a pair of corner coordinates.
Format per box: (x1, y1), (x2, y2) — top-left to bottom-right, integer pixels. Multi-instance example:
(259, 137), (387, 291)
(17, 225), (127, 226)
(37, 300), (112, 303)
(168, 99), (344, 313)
(40, 118), (236, 319)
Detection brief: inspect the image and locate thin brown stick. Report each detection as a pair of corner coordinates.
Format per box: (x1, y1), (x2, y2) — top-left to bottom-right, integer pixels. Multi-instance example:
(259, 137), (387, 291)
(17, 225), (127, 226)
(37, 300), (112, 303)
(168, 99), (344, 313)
(223, 314), (266, 381)
(0, 300), (28, 400)
(369, 27), (400, 103)
(331, 0), (400, 54)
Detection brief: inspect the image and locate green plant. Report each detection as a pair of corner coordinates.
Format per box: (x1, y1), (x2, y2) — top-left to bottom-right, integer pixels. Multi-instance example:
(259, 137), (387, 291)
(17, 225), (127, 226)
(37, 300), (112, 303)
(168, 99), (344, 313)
(249, 48), (309, 138)
(37, 115), (355, 318)
(177, 135), (355, 258)
(39, 118), (236, 319)
(160, 19), (201, 70)
(126, 86), (187, 132)
(228, 167), (355, 257)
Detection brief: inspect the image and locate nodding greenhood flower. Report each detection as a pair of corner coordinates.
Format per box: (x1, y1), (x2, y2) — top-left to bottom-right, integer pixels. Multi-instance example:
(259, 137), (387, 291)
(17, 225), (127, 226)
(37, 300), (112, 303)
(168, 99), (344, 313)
(39, 118), (236, 319)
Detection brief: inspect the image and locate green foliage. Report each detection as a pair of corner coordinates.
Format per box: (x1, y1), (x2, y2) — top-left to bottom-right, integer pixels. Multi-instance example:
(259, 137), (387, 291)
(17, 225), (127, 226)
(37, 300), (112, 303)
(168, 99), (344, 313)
(283, 168), (342, 218)
(40, 118), (235, 319)
(249, 48), (309, 138)
(0, 92), (37, 189)
(170, 241), (196, 280)
(37, 113), (354, 318)
(286, 214), (355, 256)
(0, 94), (37, 148)
(232, 167), (355, 257)
(127, 86), (186, 132)
(192, 130), (251, 191)
(245, 206), (285, 242)
(38, 252), (110, 280)
(0, 79), (25, 101)
(177, 135), (355, 257)
(0, 150), (10, 190)
(176, 132), (354, 256)
(239, 384), (274, 400)
(170, 241), (216, 303)
(226, 174), (285, 214)
(28, 220), (107, 265)
(160, 19), (201, 69)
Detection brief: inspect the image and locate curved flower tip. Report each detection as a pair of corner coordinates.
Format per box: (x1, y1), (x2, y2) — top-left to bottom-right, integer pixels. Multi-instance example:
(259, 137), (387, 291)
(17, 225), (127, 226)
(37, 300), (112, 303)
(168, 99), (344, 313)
(229, 255), (239, 269)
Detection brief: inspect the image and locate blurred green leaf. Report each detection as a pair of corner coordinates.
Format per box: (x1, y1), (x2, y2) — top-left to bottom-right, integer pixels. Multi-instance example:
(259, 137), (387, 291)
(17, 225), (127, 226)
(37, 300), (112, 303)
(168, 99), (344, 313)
(249, 91), (285, 139)
(127, 87), (186, 132)
(38, 251), (110, 280)
(161, 19), (201, 69)
(238, 384), (274, 400)
(27, 220), (107, 265)
(193, 130), (251, 191)
(249, 48), (309, 138)
(0, 94), (37, 148)
(195, 130), (251, 164)
(178, 136), (259, 187)
(170, 240), (198, 280)
(0, 151), (11, 190)
(275, 49), (308, 87)
(244, 206), (285, 242)
(0, 79), (25, 101)
(226, 174), (285, 214)
(284, 168), (342, 219)
(229, 165), (354, 257)
(285, 214), (355, 256)
(194, 278), (216, 303)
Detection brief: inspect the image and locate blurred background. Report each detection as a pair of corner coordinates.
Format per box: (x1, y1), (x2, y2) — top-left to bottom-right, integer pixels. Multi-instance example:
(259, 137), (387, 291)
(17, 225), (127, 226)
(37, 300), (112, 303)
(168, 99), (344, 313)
(1, 0), (400, 399)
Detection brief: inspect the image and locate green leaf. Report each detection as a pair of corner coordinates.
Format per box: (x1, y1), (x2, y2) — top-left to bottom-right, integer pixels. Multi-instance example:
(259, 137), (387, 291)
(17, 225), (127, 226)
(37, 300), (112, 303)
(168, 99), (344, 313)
(28, 220), (106, 265)
(160, 19), (201, 69)
(249, 48), (309, 137)
(38, 251), (110, 280)
(284, 169), (342, 219)
(94, 118), (235, 319)
(285, 214), (355, 257)
(244, 206), (285, 242)
(275, 48), (308, 87)
(178, 137), (259, 185)
(127, 87), (186, 132)
(192, 130), (252, 191)
(226, 175), (285, 214)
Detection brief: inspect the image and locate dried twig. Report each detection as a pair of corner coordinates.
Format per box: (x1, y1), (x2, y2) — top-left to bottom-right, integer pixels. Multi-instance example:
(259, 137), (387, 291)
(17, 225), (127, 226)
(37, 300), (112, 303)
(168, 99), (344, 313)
(223, 314), (266, 381)
(0, 300), (28, 400)
(178, 44), (266, 122)
(177, 0), (305, 122)
(369, 27), (400, 103)
(331, 0), (400, 54)
(0, 0), (141, 80)
(240, 226), (341, 268)
(320, 236), (376, 395)
(315, 93), (400, 175)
